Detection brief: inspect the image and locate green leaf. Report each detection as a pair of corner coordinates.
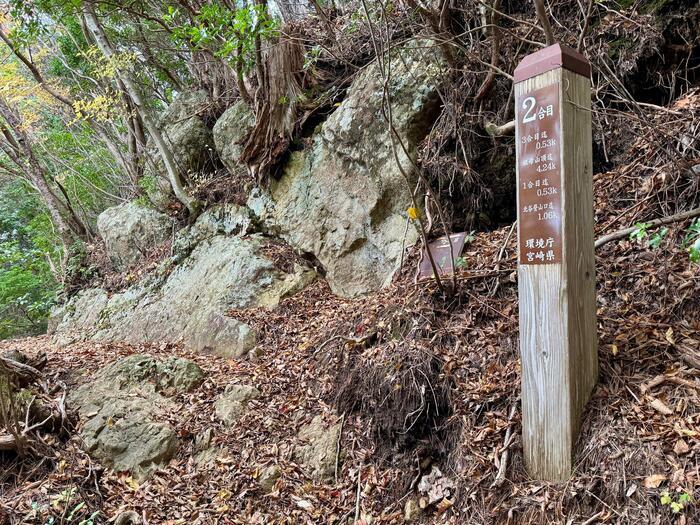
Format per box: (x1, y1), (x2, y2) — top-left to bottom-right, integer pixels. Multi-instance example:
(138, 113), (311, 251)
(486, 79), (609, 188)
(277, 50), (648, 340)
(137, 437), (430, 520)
(689, 237), (700, 263)
(648, 227), (668, 249)
(660, 491), (672, 506)
(678, 493), (692, 503)
(629, 222), (650, 243)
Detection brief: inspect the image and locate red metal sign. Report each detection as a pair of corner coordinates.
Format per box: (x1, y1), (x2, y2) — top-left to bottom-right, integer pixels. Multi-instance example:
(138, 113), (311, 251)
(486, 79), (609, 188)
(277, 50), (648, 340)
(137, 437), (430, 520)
(516, 83), (563, 265)
(418, 232), (469, 280)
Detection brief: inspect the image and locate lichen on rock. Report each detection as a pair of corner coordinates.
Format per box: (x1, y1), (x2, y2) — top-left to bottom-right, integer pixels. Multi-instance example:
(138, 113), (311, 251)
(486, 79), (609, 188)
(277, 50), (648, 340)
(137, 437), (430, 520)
(97, 201), (171, 270)
(69, 355), (203, 480)
(55, 205), (316, 358)
(214, 384), (261, 425)
(293, 415), (343, 482)
(250, 40), (445, 297)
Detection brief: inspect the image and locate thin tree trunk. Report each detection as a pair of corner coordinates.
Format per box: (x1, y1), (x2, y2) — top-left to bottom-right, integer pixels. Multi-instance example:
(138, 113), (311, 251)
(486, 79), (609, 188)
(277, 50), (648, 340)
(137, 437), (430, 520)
(0, 118), (78, 258)
(0, 26), (142, 187)
(83, 6), (200, 215)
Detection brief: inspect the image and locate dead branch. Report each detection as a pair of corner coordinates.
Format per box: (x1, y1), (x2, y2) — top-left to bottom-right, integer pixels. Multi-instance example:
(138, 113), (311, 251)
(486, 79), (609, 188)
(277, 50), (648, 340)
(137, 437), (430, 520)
(0, 433), (17, 451)
(484, 119), (515, 137)
(532, 0), (555, 46)
(594, 207), (700, 248)
(490, 403), (517, 488)
(0, 356), (43, 382)
(577, 0), (594, 53)
(475, 0), (501, 102)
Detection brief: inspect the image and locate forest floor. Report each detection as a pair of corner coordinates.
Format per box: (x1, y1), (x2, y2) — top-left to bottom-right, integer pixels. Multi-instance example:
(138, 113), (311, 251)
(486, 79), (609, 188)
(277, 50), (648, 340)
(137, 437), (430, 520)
(1, 91), (700, 525)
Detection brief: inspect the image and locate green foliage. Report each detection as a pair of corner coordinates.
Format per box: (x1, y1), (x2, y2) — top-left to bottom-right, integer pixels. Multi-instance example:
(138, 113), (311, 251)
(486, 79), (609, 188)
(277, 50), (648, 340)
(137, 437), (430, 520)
(629, 221), (651, 243)
(0, 178), (59, 340)
(684, 218), (700, 263)
(648, 227), (668, 249)
(629, 223), (667, 251)
(660, 490), (693, 514)
(303, 45), (322, 71)
(165, 2), (278, 73)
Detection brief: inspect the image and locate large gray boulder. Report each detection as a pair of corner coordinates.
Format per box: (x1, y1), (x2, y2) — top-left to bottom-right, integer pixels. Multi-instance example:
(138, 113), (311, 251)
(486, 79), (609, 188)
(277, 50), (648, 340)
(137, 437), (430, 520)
(55, 207), (316, 357)
(250, 41), (444, 297)
(69, 355), (203, 480)
(159, 90), (216, 177)
(212, 100), (255, 177)
(97, 202), (171, 270)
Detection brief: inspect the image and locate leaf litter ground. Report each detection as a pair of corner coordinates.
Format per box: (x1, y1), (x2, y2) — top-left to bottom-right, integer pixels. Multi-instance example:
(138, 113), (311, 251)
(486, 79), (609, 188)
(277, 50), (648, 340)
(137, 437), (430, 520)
(1, 95), (699, 525)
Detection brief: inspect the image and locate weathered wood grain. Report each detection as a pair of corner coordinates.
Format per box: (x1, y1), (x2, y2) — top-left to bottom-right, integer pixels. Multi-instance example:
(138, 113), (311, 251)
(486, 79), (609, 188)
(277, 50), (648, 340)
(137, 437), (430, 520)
(516, 67), (597, 481)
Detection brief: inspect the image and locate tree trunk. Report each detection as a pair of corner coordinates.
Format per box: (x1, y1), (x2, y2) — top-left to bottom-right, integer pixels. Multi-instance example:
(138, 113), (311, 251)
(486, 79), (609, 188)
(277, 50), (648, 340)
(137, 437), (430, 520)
(83, 6), (200, 216)
(0, 26), (143, 191)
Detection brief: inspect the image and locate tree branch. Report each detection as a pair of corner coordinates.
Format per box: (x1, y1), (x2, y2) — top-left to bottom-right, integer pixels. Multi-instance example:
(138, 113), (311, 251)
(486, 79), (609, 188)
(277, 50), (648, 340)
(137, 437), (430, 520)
(532, 0), (555, 46)
(595, 207), (700, 249)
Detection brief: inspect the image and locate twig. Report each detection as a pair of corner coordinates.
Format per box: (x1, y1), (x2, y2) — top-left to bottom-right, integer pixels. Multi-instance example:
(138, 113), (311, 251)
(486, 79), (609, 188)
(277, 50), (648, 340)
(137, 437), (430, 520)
(484, 119), (515, 137)
(580, 510), (605, 525)
(335, 413), (345, 484)
(594, 206), (700, 248)
(475, 0), (501, 102)
(576, 0), (594, 53)
(0, 356), (43, 381)
(532, 0), (555, 46)
(490, 404), (517, 488)
(313, 333), (375, 357)
(354, 463), (362, 523)
(490, 222), (516, 296)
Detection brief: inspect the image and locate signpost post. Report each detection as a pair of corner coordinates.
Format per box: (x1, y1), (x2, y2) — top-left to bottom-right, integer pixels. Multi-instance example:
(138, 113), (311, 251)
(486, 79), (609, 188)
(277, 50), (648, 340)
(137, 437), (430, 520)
(514, 44), (598, 481)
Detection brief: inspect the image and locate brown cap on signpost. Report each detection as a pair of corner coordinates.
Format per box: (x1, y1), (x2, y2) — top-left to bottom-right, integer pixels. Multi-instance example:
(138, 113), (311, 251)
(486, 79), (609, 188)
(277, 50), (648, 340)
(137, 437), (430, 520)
(514, 43), (591, 82)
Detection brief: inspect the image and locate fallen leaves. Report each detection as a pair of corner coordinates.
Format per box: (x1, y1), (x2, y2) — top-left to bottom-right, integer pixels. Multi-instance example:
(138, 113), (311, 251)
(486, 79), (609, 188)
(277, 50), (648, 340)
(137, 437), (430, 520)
(643, 474), (667, 489)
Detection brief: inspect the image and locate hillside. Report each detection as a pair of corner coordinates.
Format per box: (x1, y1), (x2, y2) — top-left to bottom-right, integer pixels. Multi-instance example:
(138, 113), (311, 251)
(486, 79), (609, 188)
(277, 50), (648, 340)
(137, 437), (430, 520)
(1, 1), (699, 524)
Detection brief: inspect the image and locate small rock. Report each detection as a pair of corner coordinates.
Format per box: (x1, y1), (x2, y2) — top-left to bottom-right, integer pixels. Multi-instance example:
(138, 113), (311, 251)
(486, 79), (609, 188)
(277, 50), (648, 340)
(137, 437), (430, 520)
(156, 357), (205, 393)
(114, 511), (141, 525)
(214, 384), (261, 425)
(258, 465), (282, 493)
(293, 415), (343, 482)
(68, 355), (203, 480)
(194, 428), (214, 452)
(404, 499), (422, 522)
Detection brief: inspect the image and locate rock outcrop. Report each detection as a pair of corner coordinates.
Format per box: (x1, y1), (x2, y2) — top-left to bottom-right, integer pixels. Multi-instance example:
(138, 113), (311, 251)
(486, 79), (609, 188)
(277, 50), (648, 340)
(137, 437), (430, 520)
(159, 89), (217, 176)
(56, 42), (444, 354)
(97, 201), (171, 270)
(247, 40), (444, 297)
(212, 100), (255, 177)
(69, 355), (203, 480)
(54, 205), (316, 357)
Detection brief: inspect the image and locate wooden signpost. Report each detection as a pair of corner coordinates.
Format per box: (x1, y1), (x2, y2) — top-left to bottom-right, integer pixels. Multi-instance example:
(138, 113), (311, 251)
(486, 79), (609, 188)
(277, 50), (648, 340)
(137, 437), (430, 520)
(514, 44), (598, 481)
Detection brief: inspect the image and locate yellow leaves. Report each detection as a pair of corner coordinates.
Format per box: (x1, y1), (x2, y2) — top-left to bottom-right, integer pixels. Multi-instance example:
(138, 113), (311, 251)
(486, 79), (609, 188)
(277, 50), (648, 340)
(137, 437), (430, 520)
(80, 46), (138, 81)
(71, 94), (120, 124)
(0, 57), (61, 131)
(124, 475), (140, 491)
(407, 207), (420, 220)
(665, 327), (675, 345)
(215, 488), (231, 501)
